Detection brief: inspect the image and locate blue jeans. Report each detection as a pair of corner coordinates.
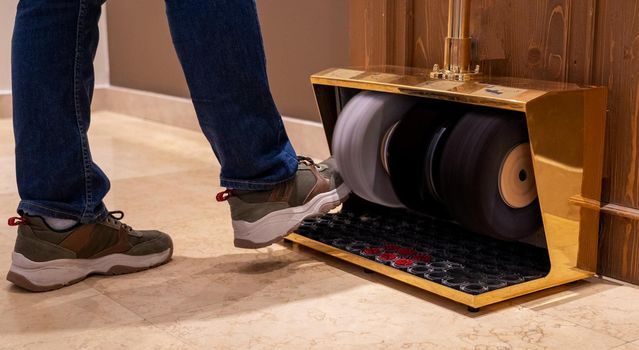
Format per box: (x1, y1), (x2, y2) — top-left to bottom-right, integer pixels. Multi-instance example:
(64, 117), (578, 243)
(12, 0), (298, 223)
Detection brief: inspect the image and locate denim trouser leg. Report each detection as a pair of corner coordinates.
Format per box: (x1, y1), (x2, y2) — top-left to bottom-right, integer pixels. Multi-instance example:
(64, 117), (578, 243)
(165, 0), (298, 190)
(13, 0), (298, 223)
(12, 0), (110, 223)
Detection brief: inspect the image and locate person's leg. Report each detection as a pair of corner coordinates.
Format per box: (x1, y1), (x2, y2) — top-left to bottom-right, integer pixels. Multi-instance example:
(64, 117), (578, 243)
(7, 0), (173, 292)
(12, 0), (109, 223)
(164, 0), (298, 191)
(164, 0), (350, 248)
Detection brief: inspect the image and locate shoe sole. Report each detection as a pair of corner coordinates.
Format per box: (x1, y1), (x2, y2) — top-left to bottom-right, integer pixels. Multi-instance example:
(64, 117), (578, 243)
(6, 247), (173, 292)
(233, 183), (350, 249)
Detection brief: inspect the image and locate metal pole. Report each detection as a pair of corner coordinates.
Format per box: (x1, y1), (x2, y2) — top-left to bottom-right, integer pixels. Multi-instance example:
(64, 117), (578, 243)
(444, 0), (472, 73)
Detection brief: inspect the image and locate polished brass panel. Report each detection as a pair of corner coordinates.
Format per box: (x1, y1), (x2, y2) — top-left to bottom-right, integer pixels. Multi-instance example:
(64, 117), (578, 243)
(311, 67), (584, 112)
(291, 66), (607, 308)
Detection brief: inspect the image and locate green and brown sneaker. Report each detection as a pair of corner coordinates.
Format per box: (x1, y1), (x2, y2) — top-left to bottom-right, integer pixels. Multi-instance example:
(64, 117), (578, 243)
(6, 211), (173, 292)
(218, 156), (350, 249)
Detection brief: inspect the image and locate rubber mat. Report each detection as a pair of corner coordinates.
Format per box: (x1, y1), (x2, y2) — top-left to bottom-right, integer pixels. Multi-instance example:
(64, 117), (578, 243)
(296, 210), (550, 295)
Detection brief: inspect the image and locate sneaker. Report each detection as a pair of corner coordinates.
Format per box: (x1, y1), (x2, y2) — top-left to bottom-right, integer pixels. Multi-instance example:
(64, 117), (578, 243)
(6, 211), (173, 292)
(218, 156), (350, 249)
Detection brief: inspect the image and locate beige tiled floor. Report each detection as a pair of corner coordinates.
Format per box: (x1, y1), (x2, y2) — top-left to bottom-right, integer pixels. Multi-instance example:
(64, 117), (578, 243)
(1, 112), (639, 349)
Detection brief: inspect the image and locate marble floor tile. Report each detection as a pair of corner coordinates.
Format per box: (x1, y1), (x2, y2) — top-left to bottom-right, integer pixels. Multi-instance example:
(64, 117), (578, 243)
(0, 288), (144, 348)
(613, 342), (639, 350)
(0, 280), (98, 314)
(147, 276), (626, 350)
(88, 112), (217, 182)
(87, 248), (362, 320)
(520, 278), (639, 342)
(0, 156), (17, 195)
(0, 112), (636, 349)
(0, 120), (17, 195)
(0, 321), (195, 350)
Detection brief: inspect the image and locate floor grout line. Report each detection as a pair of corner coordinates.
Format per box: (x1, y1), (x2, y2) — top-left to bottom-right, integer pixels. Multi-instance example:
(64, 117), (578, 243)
(533, 305), (633, 346)
(95, 283), (200, 349)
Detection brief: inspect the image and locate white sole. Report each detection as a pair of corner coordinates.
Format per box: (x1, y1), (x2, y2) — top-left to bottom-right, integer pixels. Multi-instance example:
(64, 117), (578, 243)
(7, 248), (172, 292)
(233, 183), (350, 248)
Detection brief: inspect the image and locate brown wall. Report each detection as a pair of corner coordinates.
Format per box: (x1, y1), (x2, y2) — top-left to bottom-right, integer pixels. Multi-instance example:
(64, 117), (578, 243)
(351, 0), (639, 284)
(106, 0), (186, 98)
(106, 0), (349, 121)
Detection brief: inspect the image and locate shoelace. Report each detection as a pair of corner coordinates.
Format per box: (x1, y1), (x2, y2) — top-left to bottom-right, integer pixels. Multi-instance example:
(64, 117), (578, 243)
(296, 155), (320, 168)
(106, 210), (133, 232)
(7, 211), (132, 231)
(216, 156), (319, 202)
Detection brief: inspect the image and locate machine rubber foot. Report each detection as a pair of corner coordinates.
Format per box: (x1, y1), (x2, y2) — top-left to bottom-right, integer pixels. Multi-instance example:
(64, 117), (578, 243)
(467, 307), (480, 313)
(363, 268), (375, 274)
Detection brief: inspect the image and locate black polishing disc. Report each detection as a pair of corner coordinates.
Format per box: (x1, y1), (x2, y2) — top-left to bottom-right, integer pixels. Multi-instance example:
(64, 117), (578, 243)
(438, 109), (542, 240)
(332, 91), (418, 207)
(386, 103), (460, 215)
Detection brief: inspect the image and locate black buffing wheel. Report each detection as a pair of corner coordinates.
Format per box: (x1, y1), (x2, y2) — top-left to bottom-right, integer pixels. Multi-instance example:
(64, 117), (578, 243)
(438, 110), (542, 240)
(385, 103), (459, 215)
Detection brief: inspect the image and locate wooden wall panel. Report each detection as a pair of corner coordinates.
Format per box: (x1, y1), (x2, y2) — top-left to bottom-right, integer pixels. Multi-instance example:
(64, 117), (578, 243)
(599, 214), (639, 281)
(592, 0), (639, 208)
(412, 0), (596, 83)
(350, 0), (415, 67)
(412, 1), (447, 70)
(349, 0), (639, 284)
(482, 0), (594, 84)
(591, 0), (639, 283)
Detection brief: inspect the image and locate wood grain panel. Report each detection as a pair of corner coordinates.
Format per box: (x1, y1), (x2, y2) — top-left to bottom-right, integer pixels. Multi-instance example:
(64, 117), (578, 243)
(592, 0), (639, 208)
(388, 0), (415, 67)
(481, 0), (593, 83)
(350, 0), (390, 67)
(350, 0), (415, 68)
(599, 214), (639, 282)
(412, 1), (447, 70)
(591, 0), (639, 283)
(412, 0), (595, 82)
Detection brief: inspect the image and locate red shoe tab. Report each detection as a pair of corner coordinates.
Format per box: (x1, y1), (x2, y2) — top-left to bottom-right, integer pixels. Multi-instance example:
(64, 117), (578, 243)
(8, 217), (27, 226)
(216, 189), (233, 202)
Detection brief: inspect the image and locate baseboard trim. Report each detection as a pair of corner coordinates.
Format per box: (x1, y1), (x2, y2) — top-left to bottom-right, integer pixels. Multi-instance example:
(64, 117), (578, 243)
(92, 86), (329, 160)
(0, 86), (330, 160)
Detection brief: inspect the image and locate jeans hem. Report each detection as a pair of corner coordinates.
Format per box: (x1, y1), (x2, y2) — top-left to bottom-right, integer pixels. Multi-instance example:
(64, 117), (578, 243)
(17, 201), (109, 224)
(220, 154), (298, 190)
(220, 172), (297, 191)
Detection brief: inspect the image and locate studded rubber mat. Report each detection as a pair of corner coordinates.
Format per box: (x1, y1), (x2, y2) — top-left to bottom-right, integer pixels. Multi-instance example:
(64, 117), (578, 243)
(296, 210), (550, 295)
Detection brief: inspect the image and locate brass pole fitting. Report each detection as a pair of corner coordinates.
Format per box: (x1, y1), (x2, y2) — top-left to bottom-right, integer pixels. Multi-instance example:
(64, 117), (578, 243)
(431, 0), (480, 81)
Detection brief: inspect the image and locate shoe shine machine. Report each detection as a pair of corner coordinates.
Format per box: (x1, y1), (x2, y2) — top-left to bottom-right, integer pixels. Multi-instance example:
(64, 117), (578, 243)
(285, 0), (607, 310)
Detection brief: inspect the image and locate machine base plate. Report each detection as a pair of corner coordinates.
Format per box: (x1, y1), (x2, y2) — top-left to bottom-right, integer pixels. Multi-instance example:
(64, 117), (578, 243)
(293, 209), (550, 296)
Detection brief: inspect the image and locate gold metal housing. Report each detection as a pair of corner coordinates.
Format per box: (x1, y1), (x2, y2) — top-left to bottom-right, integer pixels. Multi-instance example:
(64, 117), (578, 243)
(286, 66), (607, 309)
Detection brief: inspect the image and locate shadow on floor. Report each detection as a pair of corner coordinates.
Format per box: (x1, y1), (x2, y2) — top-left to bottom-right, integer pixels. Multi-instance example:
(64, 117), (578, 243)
(2, 247), (364, 333)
